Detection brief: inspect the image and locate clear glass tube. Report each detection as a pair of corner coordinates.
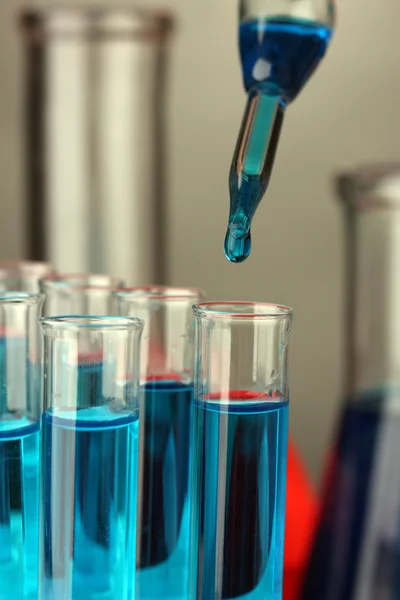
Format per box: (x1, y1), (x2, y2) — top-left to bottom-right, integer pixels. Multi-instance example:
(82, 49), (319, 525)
(39, 315), (144, 600)
(117, 286), (204, 600)
(0, 261), (54, 293)
(0, 292), (44, 598)
(302, 165), (400, 600)
(189, 302), (293, 600)
(20, 5), (173, 283)
(40, 273), (124, 316)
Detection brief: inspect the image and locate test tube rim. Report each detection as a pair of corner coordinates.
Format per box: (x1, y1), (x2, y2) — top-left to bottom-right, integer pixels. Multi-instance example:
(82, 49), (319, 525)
(335, 163), (400, 210)
(19, 5), (174, 44)
(118, 285), (204, 302)
(0, 260), (53, 275)
(0, 291), (45, 305)
(40, 273), (124, 292)
(193, 301), (293, 320)
(40, 314), (144, 333)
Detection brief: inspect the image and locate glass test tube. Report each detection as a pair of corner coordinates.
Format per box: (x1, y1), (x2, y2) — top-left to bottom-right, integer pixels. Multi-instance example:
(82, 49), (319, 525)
(0, 261), (54, 293)
(301, 165), (400, 600)
(0, 292), (44, 598)
(20, 5), (173, 283)
(189, 302), (293, 600)
(40, 273), (124, 316)
(39, 315), (144, 600)
(117, 286), (204, 600)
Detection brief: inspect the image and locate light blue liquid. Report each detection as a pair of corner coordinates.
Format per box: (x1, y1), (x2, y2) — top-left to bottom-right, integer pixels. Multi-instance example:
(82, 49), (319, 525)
(40, 406), (139, 600)
(189, 396), (289, 600)
(0, 417), (40, 600)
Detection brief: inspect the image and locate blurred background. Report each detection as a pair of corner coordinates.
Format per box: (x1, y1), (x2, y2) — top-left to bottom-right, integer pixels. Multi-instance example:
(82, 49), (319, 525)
(0, 0), (399, 482)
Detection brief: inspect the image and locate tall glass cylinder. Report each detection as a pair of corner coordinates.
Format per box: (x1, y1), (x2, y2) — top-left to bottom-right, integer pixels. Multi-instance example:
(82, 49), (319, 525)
(39, 315), (143, 600)
(189, 302), (293, 600)
(40, 273), (124, 315)
(0, 292), (44, 598)
(117, 286), (204, 600)
(20, 5), (173, 283)
(0, 261), (54, 293)
(302, 165), (400, 600)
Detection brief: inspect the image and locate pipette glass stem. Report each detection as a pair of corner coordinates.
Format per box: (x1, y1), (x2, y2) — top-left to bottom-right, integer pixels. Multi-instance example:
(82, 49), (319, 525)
(225, 91), (285, 262)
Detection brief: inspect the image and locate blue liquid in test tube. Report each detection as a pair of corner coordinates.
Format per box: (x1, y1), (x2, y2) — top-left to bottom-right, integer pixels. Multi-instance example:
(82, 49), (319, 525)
(39, 316), (143, 600)
(190, 301), (293, 600)
(116, 285), (202, 600)
(190, 394), (289, 600)
(138, 381), (193, 599)
(302, 388), (400, 599)
(41, 407), (138, 599)
(0, 293), (43, 600)
(0, 418), (40, 600)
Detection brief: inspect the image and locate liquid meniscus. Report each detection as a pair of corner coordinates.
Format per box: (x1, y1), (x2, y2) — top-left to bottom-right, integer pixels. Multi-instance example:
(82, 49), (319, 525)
(225, 17), (332, 263)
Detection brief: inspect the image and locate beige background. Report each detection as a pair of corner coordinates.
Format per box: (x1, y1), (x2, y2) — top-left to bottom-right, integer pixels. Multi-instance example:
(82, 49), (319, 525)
(0, 0), (399, 481)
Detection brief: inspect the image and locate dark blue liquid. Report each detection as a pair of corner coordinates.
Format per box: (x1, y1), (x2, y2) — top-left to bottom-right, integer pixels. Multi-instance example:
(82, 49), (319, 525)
(0, 338), (41, 517)
(239, 17), (332, 100)
(225, 17), (332, 264)
(40, 407), (139, 600)
(137, 381), (193, 600)
(0, 418), (39, 600)
(189, 397), (289, 600)
(302, 390), (400, 599)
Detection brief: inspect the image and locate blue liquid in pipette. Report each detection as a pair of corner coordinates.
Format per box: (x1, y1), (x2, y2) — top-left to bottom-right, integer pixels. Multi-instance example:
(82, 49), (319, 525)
(239, 18), (332, 99)
(0, 418), (40, 600)
(137, 381), (193, 600)
(40, 407), (139, 600)
(189, 395), (289, 600)
(302, 389), (400, 599)
(225, 17), (332, 263)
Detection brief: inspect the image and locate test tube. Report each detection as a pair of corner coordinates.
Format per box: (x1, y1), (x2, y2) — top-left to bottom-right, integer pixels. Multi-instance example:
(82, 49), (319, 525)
(0, 292), (44, 598)
(40, 273), (124, 316)
(117, 286), (204, 600)
(39, 315), (144, 600)
(20, 5), (173, 282)
(189, 302), (293, 600)
(0, 260), (54, 292)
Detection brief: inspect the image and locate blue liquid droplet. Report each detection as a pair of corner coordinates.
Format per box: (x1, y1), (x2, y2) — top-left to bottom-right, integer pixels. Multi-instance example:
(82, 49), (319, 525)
(224, 220), (251, 263)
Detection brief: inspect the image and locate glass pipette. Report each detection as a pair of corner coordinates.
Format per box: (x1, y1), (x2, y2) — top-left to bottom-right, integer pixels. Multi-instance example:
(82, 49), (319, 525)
(225, 0), (335, 262)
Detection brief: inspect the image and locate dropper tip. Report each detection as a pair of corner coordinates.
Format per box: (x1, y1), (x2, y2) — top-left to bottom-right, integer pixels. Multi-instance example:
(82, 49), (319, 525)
(224, 220), (251, 263)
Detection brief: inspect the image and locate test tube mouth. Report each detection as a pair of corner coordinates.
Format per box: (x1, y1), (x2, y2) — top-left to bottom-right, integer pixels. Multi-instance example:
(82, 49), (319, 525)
(0, 261), (53, 275)
(118, 286), (204, 302)
(193, 301), (294, 320)
(336, 163), (400, 210)
(0, 291), (45, 305)
(20, 5), (175, 43)
(40, 273), (124, 292)
(40, 315), (144, 333)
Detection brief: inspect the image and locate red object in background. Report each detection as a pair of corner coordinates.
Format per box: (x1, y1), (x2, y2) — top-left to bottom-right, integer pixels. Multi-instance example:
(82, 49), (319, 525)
(284, 438), (318, 600)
